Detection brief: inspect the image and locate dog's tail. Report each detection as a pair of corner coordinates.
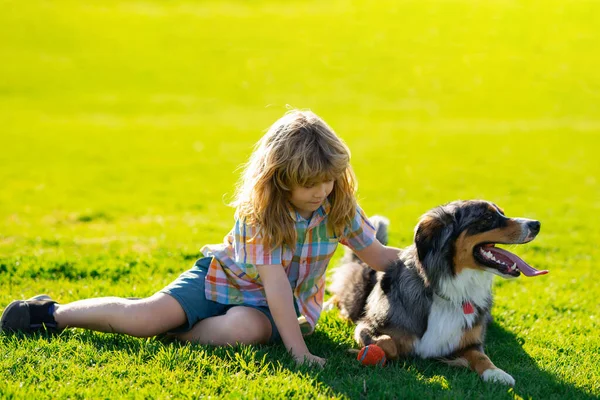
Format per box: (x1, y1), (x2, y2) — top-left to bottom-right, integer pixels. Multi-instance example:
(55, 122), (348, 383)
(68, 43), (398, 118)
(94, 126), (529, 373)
(342, 215), (390, 264)
(372, 215), (390, 245)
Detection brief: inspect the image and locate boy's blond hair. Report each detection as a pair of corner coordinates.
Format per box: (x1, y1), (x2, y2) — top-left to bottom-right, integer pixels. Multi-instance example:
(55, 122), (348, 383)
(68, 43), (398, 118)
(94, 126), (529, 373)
(232, 110), (357, 251)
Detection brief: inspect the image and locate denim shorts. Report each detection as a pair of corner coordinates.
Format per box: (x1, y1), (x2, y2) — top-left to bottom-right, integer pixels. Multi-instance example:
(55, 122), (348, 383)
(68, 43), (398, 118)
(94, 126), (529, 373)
(160, 257), (280, 343)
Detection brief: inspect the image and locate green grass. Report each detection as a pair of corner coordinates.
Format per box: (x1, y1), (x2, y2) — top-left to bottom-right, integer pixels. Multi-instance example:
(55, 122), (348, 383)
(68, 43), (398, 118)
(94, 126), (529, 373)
(1, 0), (599, 398)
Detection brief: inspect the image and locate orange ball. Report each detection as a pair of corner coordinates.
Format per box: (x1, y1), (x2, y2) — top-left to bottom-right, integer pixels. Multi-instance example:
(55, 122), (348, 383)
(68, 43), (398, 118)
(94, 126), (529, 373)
(357, 344), (387, 366)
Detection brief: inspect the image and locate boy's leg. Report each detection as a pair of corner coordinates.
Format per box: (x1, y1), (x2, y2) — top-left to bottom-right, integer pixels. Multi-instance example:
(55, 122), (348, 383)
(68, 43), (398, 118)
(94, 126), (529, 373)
(1, 293), (186, 337)
(54, 293), (186, 337)
(174, 306), (272, 345)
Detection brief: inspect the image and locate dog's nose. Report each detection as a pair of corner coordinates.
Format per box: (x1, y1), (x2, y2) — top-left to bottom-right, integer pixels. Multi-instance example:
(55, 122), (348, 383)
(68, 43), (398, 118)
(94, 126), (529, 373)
(527, 220), (541, 235)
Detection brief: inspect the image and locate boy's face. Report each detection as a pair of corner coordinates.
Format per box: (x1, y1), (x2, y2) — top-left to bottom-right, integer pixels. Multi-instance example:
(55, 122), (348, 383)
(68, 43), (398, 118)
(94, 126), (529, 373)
(289, 180), (334, 219)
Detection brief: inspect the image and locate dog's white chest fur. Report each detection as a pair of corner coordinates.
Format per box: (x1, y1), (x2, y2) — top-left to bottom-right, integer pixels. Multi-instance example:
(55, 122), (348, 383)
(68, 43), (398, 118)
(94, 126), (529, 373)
(413, 269), (493, 359)
(413, 297), (475, 358)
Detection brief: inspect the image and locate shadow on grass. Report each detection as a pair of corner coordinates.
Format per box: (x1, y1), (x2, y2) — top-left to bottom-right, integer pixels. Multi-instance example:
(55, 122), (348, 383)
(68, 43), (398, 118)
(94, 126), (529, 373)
(2, 321), (594, 399)
(306, 321), (596, 400)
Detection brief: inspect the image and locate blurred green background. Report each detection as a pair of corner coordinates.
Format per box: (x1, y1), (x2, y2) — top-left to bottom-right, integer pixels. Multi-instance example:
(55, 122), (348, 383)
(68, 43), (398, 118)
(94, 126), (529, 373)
(1, 0), (599, 398)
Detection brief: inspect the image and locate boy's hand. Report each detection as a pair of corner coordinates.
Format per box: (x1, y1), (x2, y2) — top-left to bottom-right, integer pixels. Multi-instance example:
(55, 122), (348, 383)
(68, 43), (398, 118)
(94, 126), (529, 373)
(293, 352), (326, 367)
(257, 265), (324, 368)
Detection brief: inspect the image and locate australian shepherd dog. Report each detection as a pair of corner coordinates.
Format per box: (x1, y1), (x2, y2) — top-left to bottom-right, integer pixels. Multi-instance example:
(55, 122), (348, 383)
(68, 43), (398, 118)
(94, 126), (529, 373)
(328, 200), (547, 386)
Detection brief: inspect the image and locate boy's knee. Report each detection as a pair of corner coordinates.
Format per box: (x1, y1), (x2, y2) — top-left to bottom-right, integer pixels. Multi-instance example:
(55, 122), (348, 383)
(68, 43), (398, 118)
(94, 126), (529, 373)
(169, 307), (271, 345)
(225, 308), (271, 344)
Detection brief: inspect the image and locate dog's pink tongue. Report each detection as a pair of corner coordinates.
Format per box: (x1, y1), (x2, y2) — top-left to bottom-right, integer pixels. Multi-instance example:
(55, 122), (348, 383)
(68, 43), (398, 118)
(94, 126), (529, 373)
(488, 247), (548, 277)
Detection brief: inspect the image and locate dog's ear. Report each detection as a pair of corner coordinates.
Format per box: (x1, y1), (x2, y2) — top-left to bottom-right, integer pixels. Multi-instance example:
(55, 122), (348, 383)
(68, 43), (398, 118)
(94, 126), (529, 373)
(414, 207), (456, 274)
(415, 216), (441, 261)
(415, 216), (448, 259)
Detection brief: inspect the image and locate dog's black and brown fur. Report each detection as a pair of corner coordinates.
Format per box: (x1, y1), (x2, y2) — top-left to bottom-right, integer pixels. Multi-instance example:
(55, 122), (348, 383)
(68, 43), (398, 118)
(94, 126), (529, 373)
(329, 200), (546, 385)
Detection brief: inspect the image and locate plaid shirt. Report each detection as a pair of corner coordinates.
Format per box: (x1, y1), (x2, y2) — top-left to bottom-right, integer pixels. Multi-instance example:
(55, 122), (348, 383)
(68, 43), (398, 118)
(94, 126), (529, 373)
(202, 199), (376, 329)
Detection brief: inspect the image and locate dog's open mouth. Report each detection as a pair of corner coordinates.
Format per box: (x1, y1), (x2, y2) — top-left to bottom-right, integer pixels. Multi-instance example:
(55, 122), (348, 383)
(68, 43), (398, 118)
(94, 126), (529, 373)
(474, 244), (548, 277)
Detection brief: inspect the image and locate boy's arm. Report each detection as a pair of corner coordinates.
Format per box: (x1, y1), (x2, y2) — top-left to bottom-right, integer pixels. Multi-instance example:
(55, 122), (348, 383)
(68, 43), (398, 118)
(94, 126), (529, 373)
(257, 264), (326, 367)
(352, 239), (401, 272)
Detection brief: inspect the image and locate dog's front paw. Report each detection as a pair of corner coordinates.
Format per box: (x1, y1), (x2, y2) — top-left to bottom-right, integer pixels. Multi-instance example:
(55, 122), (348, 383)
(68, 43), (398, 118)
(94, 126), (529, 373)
(482, 368), (515, 386)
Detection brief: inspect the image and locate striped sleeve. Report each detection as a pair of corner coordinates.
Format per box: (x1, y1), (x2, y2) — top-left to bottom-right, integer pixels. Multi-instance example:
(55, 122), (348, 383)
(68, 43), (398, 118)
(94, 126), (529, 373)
(231, 219), (283, 266)
(340, 205), (377, 251)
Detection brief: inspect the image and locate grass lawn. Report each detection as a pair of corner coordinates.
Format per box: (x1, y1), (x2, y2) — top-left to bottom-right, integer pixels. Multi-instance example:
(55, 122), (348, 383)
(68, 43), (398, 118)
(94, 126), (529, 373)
(1, 0), (599, 398)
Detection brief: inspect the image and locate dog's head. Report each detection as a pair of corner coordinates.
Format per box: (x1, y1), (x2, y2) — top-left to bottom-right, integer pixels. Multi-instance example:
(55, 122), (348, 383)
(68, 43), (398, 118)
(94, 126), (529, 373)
(414, 200), (546, 284)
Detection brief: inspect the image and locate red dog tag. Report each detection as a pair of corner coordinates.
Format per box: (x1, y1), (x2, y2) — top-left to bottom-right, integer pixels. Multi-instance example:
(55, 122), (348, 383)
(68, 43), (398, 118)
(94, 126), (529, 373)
(463, 302), (475, 315)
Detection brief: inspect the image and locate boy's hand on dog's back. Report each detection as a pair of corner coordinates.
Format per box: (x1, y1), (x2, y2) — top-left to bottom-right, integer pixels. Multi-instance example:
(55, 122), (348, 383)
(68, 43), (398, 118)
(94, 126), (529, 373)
(294, 352), (326, 368)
